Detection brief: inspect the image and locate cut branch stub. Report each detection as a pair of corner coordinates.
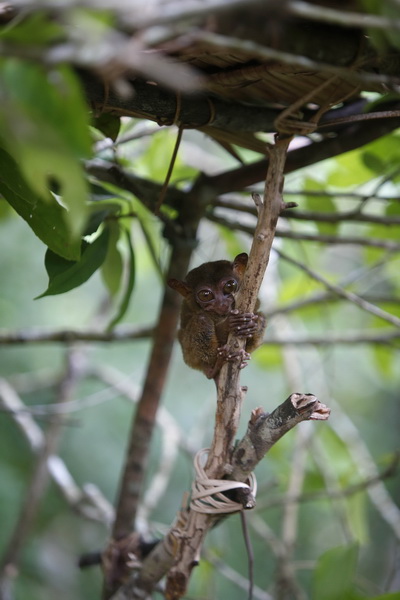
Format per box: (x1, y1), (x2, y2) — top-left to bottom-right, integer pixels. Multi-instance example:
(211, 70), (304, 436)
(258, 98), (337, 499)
(231, 393), (331, 482)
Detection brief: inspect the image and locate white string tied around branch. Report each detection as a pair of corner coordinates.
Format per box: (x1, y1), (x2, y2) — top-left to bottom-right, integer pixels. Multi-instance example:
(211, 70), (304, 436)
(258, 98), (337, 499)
(190, 448), (257, 515)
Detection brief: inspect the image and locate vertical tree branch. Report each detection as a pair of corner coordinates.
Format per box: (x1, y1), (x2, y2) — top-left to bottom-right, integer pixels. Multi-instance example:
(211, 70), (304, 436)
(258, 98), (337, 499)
(110, 246), (192, 541)
(208, 136), (292, 475)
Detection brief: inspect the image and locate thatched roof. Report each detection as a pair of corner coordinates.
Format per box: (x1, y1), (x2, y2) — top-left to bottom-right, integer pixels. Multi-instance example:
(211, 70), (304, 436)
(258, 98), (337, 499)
(79, 0), (400, 154)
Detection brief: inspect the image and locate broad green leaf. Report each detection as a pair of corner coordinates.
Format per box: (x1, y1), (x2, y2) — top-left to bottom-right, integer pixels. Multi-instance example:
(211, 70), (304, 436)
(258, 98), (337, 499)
(327, 132), (400, 187)
(101, 221), (123, 296)
(362, 151), (385, 173)
(85, 198), (122, 235)
(36, 227), (110, 298)
(107, 229), (135, 329)
(0, 197), (13, 220)
(0, 60), (91, 236)
(313, 544), (359, 600)
(0, 148), (81, 261)
(0, 61), (91, 157)
(327, 153), (375, 188)
(19, 148), (88, 237)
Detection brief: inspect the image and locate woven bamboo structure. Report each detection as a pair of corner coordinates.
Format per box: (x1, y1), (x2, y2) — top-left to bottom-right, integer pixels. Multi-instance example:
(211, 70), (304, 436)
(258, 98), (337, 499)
(85, 0), (400, 153)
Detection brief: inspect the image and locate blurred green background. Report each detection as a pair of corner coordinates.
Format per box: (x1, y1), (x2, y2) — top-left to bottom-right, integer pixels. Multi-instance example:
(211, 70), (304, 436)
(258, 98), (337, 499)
(1, 121), (400, 599)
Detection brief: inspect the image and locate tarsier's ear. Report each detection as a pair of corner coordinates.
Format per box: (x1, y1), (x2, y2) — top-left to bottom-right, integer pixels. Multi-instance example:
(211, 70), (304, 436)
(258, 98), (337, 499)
(232, 253), (248, 277)
(167, 278), (192, 298)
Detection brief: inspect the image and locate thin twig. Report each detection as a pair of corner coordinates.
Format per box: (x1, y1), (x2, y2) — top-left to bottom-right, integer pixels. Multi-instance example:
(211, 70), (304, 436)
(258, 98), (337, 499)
(0, 325), (153, 345)
(265, 295), (400, 319)
(208, 213), (400, 251)
(263, 330), (400, 345)
(282, 190), (400, 203)
(215, 198), (400, 226)
(275, 248), (400, 329)
(257, 453), (400, 509)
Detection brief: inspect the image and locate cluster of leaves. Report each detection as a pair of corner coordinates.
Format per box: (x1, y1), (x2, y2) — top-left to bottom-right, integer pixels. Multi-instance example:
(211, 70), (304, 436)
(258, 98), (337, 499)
(0, 55), (148, 326)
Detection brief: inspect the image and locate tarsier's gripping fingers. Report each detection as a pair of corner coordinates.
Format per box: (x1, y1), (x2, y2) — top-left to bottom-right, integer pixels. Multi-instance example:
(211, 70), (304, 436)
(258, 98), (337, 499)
(217, 344), (251, 369)
(229, 309), (260, 338)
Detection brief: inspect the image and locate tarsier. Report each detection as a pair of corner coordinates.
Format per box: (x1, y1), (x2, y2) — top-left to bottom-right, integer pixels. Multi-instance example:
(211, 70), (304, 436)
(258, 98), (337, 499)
(168, 253), (266, 381)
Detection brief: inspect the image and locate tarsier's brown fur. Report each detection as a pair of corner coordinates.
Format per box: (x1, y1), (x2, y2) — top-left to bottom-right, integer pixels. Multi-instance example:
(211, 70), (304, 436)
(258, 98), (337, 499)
(168, 253), (266, 380)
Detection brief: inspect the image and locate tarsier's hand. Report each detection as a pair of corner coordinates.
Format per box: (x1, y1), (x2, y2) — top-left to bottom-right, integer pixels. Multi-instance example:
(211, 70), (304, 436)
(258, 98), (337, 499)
(217, 344), (251, 369)
(229, 309), (260, 338)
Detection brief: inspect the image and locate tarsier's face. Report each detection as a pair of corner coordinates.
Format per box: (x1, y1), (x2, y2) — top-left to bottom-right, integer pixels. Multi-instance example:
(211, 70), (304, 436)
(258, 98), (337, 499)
(195, 277), (238, 315)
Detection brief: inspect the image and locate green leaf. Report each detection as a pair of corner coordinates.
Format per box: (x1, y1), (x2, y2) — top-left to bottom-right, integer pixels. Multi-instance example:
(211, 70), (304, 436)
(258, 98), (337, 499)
(101, 221), (123, 296)
(0, 147), (80, 261)
(93, 113), (121, 142)
(107, 229), (135, 329)
(327, 132), (400, 187)
(362, 151), (384, 173)
(313, 544), (359, 600)
(85, 198), (121, 235)
(36, 227), (110, 298)
(0, 60), (91, 236)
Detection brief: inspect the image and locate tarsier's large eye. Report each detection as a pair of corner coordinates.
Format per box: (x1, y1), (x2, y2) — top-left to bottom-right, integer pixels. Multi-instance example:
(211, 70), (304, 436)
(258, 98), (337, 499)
(197, 289), (214, 302)
(223, 279), (237, 295)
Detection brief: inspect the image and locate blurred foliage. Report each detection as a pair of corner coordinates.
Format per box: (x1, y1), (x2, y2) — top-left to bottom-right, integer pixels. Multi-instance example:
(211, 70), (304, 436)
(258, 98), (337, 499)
(0, 4), (399, 600)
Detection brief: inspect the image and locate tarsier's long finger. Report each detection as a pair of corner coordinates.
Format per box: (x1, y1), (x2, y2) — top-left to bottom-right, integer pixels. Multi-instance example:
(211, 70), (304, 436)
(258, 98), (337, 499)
(230, 311), (258, 325)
